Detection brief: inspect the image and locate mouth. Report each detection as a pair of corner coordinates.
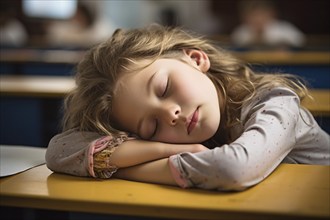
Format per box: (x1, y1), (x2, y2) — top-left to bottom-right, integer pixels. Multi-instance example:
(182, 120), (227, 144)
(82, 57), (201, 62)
(187, 107), (199, 134)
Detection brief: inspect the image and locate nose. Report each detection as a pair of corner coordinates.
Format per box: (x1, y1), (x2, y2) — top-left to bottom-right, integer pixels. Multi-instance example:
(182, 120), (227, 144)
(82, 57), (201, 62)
(159, 104), (181, 126)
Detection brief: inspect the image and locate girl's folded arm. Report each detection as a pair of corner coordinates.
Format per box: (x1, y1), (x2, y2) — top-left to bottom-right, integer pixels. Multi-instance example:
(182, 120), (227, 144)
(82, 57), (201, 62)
(45, 128), (207, 178)
(94, 140), (208, 178)
(45, 128), (105, 177)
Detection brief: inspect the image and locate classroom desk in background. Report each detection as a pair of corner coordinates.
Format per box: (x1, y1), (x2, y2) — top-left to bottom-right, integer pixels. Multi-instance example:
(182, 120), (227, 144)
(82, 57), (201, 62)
(0, 49), (85, 64)
(0, 75), (75, 98)
(0, 49), (84, 76)
(1, 48), (329, 65)
(233, 51), (330, 89)
(1, 75), (329, 116)
(0, 75), (75, 147)
(1, 49), (329, 88)
(232, 51), (330, 65)
(0, 164), (329, 220)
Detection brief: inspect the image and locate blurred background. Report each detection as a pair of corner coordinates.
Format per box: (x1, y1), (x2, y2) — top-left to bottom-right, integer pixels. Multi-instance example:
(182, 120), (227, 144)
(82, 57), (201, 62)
(1, 0), (329, 49)
(1, 0), (329, 148)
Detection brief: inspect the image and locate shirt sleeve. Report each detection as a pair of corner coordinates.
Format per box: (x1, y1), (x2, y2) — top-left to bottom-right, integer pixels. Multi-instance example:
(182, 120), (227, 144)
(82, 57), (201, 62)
(45, 128), (130, 178)
(169, 87), (301, 191)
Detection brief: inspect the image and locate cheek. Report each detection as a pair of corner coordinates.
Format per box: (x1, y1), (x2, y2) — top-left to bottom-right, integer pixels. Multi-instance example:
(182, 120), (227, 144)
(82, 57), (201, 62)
(176, 85), (196, 100)
(174, 78), (201, 101)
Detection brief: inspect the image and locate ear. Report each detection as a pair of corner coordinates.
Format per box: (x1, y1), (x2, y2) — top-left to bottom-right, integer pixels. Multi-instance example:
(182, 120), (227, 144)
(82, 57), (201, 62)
(183, 49), (210, 73)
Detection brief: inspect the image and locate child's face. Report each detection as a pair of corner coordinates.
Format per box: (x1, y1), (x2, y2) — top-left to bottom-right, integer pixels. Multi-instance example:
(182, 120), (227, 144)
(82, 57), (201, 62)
(111, 54), (221, 144)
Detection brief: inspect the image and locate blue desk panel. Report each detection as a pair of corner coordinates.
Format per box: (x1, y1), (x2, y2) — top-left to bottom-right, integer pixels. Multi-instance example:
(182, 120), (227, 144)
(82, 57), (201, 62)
(253, 65), (330, 89)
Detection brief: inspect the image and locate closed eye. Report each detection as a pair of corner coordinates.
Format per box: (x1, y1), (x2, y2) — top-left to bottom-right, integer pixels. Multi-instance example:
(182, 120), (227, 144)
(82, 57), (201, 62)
(161, 79), (169, 97)
(150, 119), (158, 139)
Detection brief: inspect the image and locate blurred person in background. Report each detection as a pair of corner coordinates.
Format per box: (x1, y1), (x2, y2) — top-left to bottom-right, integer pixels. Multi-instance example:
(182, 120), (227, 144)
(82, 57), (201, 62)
(101, 0), (221, 36)
(46, 1), (115, 47)
(231, 0), (306, 49)
(0, 1), (28, 47)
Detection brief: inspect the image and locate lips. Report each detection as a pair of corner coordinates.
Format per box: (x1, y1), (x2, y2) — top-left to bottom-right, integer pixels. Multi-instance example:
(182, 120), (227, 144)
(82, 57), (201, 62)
(187, 108), (199, 134)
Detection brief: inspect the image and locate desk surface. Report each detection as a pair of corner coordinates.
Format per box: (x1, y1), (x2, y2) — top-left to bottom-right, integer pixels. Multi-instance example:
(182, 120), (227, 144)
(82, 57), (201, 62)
(302, 89), (330, 116)
(233, 51), (330, 65)
(0, 49), (85, 64)
(0, 75), (76, 98)
(0, 164), (329, 220)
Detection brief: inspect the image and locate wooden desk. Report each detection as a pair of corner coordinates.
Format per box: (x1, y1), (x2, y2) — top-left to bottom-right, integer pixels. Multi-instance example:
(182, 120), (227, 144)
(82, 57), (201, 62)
(0, 49), (84, 64)
(0, 164), (329, 220)
(302, 89), (330, 116)
(233, 51), (330, 65)
(1, 49), (329, 65)
(0, 75), (76, 98)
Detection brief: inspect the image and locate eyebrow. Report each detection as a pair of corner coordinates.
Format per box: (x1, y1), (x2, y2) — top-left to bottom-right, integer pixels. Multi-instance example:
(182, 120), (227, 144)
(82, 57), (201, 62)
(136, 71), (158, 138)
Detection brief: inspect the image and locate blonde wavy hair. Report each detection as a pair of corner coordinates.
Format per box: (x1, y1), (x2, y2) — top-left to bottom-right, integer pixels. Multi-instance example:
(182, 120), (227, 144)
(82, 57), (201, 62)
(63, 25), (308, 144)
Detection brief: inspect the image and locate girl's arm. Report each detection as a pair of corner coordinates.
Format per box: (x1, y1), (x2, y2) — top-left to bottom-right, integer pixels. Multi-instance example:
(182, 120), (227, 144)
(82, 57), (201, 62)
(45, 128), (208, 178)
(113, 158), (177, 186)
(107, 140), (207, 168)
(93, 139), (208, 178)
(45, 128), (106, 177)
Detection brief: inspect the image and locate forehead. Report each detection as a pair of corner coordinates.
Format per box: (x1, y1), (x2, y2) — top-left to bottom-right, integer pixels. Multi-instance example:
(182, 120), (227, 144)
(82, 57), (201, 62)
(114, 59), (153, 96)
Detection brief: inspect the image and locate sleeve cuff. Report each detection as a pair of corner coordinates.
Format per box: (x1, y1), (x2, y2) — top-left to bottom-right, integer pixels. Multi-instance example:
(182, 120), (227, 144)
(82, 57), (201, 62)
(168, 155), (190, 188)
(88, 135), (132, 178)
